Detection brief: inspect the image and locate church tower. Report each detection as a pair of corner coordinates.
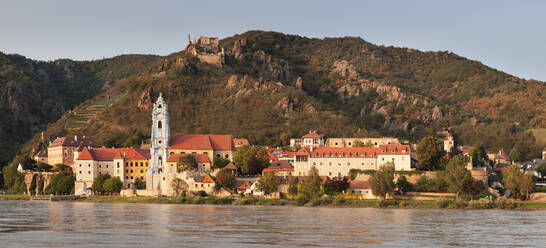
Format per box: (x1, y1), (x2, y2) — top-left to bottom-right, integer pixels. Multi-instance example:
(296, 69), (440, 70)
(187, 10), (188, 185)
(147, 93), (170, 179)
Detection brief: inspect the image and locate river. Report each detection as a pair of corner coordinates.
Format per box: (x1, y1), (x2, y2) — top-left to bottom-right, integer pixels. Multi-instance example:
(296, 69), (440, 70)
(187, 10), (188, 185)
(0, 200), (544, 247)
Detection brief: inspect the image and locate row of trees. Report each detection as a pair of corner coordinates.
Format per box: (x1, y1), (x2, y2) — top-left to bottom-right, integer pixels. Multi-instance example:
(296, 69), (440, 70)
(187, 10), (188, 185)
(92, 174), (123, 194)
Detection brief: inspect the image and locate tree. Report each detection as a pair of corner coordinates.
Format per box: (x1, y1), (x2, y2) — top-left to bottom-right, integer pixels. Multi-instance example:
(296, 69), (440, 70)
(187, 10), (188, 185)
(256, 172), (280, 195)
(92, 174), (111, 193)
(287, 176), (298, 197)
(213, 157), (230, 169)
(20, 157), (36, 170)
(134, 178), (146, 189)
(103, 177), (123, 193)
(171, 178), (188, 197)
(37, 163), (52, 171)
(369, 162), (395, 199)
(233, 145), (270, 175)
(509, 147), (522, 163)
(301, 166), (322, 198)
(503, 165), (535, 199)
(396, 175), (414, 195)
(537, 162), (546, 182)
(323, 177), (349, 194)
(215, 168), (235, 189)
(416, 136), (445, 170)
(444, 155), (471, 198)
(48, 171), (75, 195)
(470, 144), (487, 167)
(55, 164), (70, 172)
(177, 154), (197, 172)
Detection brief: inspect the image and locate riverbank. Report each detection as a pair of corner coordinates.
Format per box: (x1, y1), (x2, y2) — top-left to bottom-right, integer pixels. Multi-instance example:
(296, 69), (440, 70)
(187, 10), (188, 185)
(3, 194), (545, 210)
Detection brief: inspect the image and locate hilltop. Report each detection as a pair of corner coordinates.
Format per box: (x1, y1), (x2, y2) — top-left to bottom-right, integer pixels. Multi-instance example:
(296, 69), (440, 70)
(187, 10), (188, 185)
(3, 30), (545, 167)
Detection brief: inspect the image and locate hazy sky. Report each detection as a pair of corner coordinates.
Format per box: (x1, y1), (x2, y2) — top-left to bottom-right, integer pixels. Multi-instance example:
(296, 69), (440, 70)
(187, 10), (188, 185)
(1, 0), (545, 81)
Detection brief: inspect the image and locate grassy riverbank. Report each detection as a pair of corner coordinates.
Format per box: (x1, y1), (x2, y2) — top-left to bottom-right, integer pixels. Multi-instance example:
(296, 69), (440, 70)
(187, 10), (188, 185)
(2, 194), (546, 210)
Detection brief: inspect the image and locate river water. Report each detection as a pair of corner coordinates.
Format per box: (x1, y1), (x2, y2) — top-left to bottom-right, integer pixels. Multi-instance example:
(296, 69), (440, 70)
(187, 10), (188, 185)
(0, 200), (544, 247)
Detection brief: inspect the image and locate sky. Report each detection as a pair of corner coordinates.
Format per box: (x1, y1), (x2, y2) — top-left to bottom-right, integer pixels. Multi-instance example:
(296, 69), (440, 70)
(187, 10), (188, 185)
(1, 0), (545, 81)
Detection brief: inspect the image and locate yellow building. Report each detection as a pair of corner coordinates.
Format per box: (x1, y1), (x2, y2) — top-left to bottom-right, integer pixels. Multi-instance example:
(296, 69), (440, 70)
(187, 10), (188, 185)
(165, 153), (212, 173)
(47, 135), (102, 168)
(168, 134), (236, 167)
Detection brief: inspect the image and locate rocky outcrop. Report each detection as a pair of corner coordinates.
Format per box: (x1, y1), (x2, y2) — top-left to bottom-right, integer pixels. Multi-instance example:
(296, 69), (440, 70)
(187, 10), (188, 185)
(295, 77), (303, 89)
(332, 60), (359, 80)
(232, 38), (247, 61)
(137, 88), (153, 110)
(186, 36), (225, 67)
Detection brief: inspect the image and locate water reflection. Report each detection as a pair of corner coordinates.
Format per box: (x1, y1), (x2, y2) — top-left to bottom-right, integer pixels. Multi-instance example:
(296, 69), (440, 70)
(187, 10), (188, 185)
(0, 200), (544, 247)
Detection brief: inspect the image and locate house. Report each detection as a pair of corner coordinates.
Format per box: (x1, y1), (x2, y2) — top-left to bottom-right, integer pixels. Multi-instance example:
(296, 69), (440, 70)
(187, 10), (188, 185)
(326, 137), (400, 148)
(184, 172), (216, 195)
(443, 133), (454, 153)
(267, 148), (295, 163)
(233, 178), (257, 194)
(262, 160), (294, 177)
(33, 150), (48, 164)
(293, 144), (412, 177)
(165, 153), (212, 173)
(168, 134), (236, 166)
(349, 180), (375, 199)
(47, 135), (102, 167)
(233, 138), (249, 148)
(459, 146), (474, 157)
(223, 162), (237, 172)
(74, 147), (151, 195)
(488, 148), (511, 165)
(290, 131), (325, 148)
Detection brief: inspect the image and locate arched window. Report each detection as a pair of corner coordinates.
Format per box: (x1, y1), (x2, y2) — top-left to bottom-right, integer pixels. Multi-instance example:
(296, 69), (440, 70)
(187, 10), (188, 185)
(159, 156), (162, 164)
(158, 121), (162, 129)
(158, 104), (162, 109)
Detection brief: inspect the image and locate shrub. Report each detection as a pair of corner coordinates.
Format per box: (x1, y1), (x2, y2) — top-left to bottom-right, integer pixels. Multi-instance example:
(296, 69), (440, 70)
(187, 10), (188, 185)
(494, 197), (515, 209)
(435, 197), (451, 208)
(196, 190), (207, 197)
(295, 194), (310, 205)
(468, 198), (494, 209)
(331, 195), (346, 205)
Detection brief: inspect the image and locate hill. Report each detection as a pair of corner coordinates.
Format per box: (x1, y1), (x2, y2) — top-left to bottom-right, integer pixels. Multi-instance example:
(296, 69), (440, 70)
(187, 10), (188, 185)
(0, 52), (161, 165)
(6, 31), (546, 167)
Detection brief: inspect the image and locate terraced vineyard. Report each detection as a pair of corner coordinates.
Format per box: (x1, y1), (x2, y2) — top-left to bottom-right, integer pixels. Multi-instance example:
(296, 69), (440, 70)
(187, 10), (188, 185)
(65, 93), (125, 132)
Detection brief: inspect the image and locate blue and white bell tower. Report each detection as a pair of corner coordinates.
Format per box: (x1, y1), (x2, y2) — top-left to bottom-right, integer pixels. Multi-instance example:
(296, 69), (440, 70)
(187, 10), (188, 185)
(146, 93), (170, 190)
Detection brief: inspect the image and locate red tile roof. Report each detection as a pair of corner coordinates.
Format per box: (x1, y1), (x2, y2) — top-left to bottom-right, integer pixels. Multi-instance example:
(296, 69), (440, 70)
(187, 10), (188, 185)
(349, 180), (371, 190)
(445, 133), (453, 141)
(233, 138), (249, 146)
(169, 134), (235, 151)
(167, 153), (210, 163)
(295, 147), (310, 156)
(76, 147), (150, 161)
(378, 144), (411, 155)
(224, 162), (237, 170)
(310, 147), (381, 158)
(302, 131), (325, 139)
(263, 160), (294, 173)
(50, 136), (101, 148)
(35, 150), (47, 157)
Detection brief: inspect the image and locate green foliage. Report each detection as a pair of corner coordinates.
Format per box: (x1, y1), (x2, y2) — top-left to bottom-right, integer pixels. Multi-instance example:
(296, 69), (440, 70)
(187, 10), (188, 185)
(92, 174), (111, 193)
(29, 174), (38, 195)
(349, 169), (375, 180)
(48, 171), (75, 195)
(301, 166), (322, 198)
(444, 155), (472, 197)
(503, 165), (535, 199)
(469, 144), (487, 167)
(351, 140), (373, 147)
(134, 178), (146, 189)
(233, 145), (270, 175)
(256, 172), (280, 195)
(2, 165), (25, 193)
(415, 174), (448, 193)
(215, 168), (235, 189)
(536, 162), (546, 182)
(213, 157), (230, 169)
(287, 176), (298, 197)
(369, 162), (395, 198)
(177, 154), (197, 172)
(55, 164), (70, 172)
(417, 136), (445, 171)
(396, 175), (414, 195)
(171, 178), (188, 197)
(323, 177), (349, 195)
(103, 177), (123, 193)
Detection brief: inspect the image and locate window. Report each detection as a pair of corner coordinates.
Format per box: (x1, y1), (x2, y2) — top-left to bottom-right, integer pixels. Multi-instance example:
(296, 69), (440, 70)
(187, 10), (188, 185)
(140, 162), (143, 167)
(338, 162), (341, 166)
(348, 142), (352, 146)
(146, 162), (148, 167)
(382, 158), (385, 161)
(125, 170), (128, 173)
(88, 171), (91, 174)
(130, 176), (133, 179)
(203, 152), (208, 154)
(79, 171), (82, 174)
(125, 162), (129, 167)
(347, 162), (350, 166)
(225, 154), (229, 159)
(216, 154), (221, 158)
(140, 176), (143, 180)
(130, 162), (133, 167)
(312, 162), (316, 166)
(329, 172), (332, 176)
(106, 165), (108, 168)
(88, 164), (91, 167)
(319, 162), (323, 166)
(392, 158), (395, 161)
(117, 162), (120, 168)
(140, 170), (143, 173)
(335, 142), (338, 146)
(338, 172), (341, 177)
(158, 121), (162, 129)
(361, 162), (365, 166)
(99, 165), (101, 168)
(79, 164), (82, 167)
(130, 170), (133, 173)
(329, 162), (332, 166)
(125, 176), (128, 179)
